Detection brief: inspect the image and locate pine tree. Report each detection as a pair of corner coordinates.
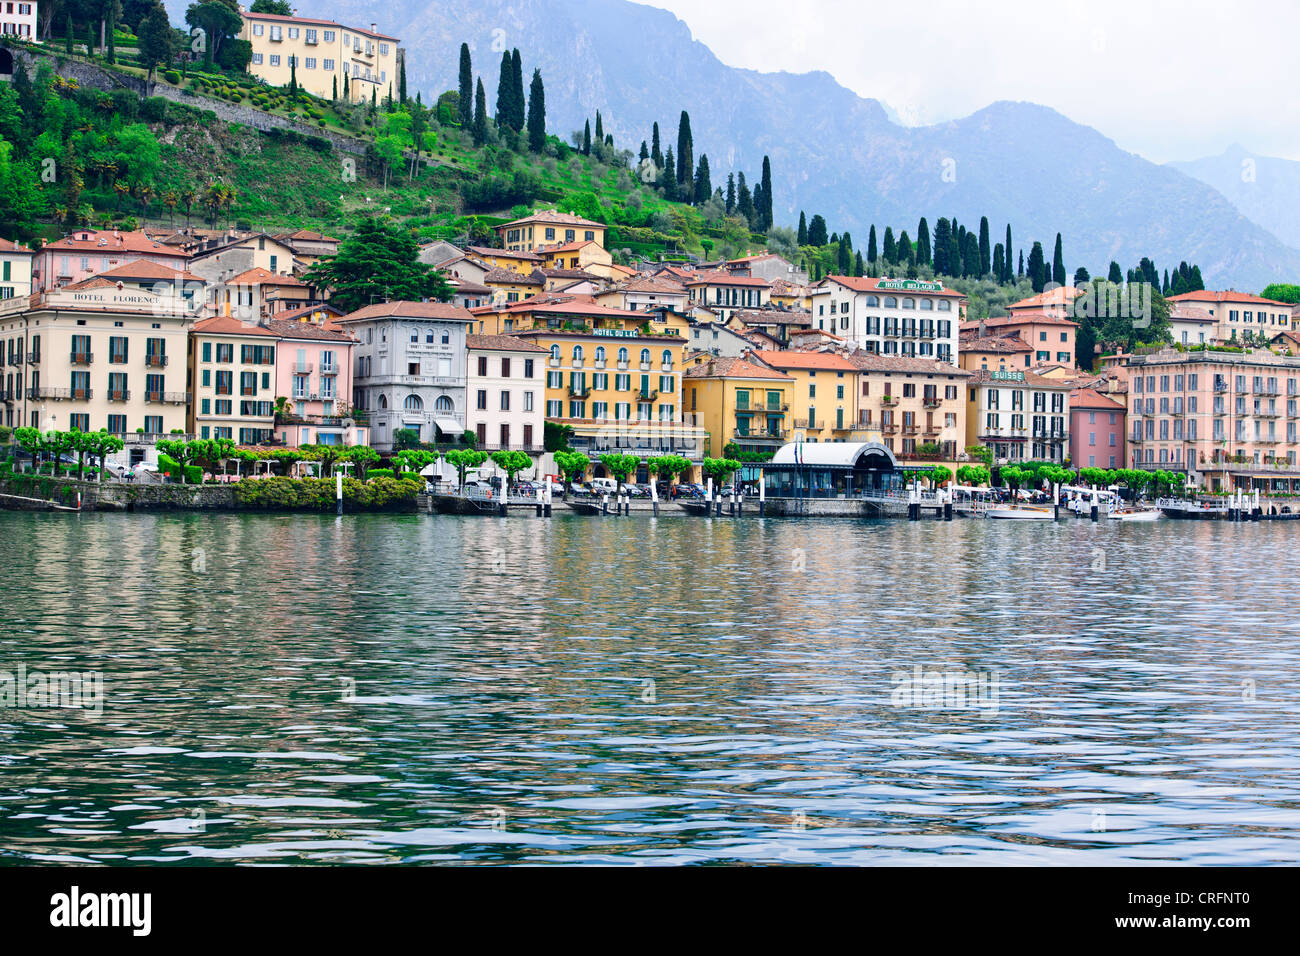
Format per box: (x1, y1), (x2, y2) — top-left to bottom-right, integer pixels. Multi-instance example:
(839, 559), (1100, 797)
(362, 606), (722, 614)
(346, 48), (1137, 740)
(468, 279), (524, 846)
(933, 218), (950, 275)
(662, 148), (677, 195)
(458, 43), (473, 127)
(725, 174), (736, 214)
(472, 77), (488, 145)
(978, 217), (991, 277)
(526, 69), (547, 151)
(495, 51), (512, 128)
(797, 211), (808, 246)
(651, 122), (662, 171)
(582, 119), (591, 155)
(1108, 261), (1123, 284)
(676, 111), (693, 202)
(639, 141), (650, 162)
(1052, 233), (1065, 286)
(1074, 266), (1090, 285)
(1028, 241), (1046, 292)
(882, 226), (896, 264)
(510, 50), (525, 131)
(758, 156), (773, 231)
(916, 217), (931, 267)
(694, 154), (711, 205)
(807, 214), (828, 247)
(1188, 264), (1204, 291)
(1004, 225), (1013, 282)
(867, 225), (878, 263)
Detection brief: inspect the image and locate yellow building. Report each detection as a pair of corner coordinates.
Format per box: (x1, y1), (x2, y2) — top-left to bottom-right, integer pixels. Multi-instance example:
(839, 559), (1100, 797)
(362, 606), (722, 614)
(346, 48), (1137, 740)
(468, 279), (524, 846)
(240, 11), (400, 104)
(751, 350), (861, 441)
(537, 241), (614, 276)
(683, 355), (794, 458)
(482, 267), (545, 307)
(844, 352), (971, 461)
(467, 247), (544, 274)
(496, 211), (606, 253)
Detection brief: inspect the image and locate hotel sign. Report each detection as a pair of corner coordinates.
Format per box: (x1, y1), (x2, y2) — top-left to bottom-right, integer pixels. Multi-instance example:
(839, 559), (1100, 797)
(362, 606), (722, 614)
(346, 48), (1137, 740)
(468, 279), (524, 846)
(593, 329), (637, 338)
(990, 370), (1026, 382)
(877, 279), (945, 293)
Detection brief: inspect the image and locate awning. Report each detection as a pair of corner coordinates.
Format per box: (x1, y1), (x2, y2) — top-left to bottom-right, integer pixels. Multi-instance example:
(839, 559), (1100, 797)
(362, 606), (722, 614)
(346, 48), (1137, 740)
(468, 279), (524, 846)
(434, 418), (463, 435)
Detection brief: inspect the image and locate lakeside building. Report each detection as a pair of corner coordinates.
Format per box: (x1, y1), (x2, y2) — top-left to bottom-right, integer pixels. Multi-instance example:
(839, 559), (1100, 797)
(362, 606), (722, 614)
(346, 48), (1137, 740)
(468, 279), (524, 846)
(0, 2), (37, 39)
(495, 211), (606, 254)
(1125, 347), (1300, 491)
(1069, 385), (1127, 470)
(338, 301), (474, 453)
(0, 283), (192, 435)
(594, 276), (689, 314)
(959, 312), (1077, 368)
(1007, 286), (1085, 318)
(188, 233), (298, 285)
(684, 272), (772, 324)
(1165, 290), (1296, 344)
(189, 316), (279, 444)
(965, 368), (1071, 464)
(239, 9), (400, 104)
(32, 230), (191, 292)
(0, 239), (34, 301)
(843, 352), (971, 461)
(682, 354), (795, 458)
(750, 349), (861, 443)
(1169, 306), (1216, 347)
(466, 334), (548, 452)
(958, 329), (1034, 372)
(267, 318), (362, 446)
(762, 441), (904, 498)
(810, 276), (964, 363)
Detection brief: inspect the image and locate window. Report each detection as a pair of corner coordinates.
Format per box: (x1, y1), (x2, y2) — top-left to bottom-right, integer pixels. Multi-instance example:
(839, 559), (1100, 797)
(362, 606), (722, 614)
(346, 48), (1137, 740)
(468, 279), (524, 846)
(269, 55), (281, 67)
(323, 58), (334, 71)
(288, 27), (299, 39)
(404, 395), (423, 411)
(324, 30), (335, 41)
(435, 396), (454, 412)
(476, 389), (487, 410)
(305, 58), (316, 70)
(252, 53), (263, 65)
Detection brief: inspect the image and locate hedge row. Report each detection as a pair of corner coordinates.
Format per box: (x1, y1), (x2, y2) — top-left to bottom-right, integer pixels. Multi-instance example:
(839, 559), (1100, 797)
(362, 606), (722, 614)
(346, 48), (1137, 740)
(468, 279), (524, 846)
(231, 476), (420, 511)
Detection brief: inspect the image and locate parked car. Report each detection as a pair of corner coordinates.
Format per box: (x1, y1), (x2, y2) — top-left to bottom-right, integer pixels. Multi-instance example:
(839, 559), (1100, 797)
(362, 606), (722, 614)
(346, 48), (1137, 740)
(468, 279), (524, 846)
(623, 484), (649, 498)
(590, 477), (619, 495)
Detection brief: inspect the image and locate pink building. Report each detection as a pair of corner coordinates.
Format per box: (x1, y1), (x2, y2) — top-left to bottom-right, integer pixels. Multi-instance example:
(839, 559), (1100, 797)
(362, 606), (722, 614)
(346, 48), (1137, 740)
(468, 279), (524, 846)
(1069, 387), (1126, 470)
(266, 319), (367, 447)
(34, 230), (192, 291)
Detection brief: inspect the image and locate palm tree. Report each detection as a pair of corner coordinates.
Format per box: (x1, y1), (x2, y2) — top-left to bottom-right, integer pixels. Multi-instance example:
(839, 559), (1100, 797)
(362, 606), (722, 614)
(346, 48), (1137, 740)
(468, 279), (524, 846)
(112, 181), (130, 211)
(137, 182), (153, 219)
(162, 190), (179, 228)
(180, 188), (196, 228)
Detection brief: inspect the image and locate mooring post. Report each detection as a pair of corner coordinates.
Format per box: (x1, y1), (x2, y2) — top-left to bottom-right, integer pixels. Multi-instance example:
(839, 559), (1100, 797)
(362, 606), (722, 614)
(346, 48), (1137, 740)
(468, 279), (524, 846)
(650, 478), (659, 517)
(536, 483), (543, 518)
(759, 473), (766, 516)
(336, 471), (343, 517)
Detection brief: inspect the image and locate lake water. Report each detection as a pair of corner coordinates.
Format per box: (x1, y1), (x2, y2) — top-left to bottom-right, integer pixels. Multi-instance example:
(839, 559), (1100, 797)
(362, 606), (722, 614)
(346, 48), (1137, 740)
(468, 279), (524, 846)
(1, 510), (1297, 865)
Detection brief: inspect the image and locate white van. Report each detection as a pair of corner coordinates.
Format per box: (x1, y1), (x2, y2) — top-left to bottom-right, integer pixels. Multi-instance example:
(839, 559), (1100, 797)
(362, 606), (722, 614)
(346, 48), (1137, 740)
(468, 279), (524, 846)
(590, 477), (618, 495)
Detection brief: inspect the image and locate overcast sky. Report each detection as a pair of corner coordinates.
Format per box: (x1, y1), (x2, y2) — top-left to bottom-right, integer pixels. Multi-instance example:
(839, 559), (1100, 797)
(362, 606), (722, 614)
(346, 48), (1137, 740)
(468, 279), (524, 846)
(642, 0), (1299, 164)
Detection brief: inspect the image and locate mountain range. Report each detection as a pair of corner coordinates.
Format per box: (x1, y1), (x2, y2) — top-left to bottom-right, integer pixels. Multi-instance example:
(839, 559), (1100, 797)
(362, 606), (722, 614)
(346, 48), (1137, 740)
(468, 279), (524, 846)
(167, 0), (1300, 292)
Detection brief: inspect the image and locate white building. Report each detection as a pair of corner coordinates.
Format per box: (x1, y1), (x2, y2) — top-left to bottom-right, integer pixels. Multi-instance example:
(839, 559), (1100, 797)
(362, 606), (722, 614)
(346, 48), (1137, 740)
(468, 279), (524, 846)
(967, 368), (1071, 464)
(466, 334), (547, 452)
(0, 2), (36, 40)
(812, 276), (965, 365)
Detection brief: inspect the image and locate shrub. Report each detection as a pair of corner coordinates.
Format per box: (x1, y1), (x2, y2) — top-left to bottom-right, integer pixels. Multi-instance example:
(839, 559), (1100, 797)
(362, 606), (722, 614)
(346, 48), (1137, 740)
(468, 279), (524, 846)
(231, 476), (420, 511)
(140, 97), (167, 123)
(163, 70), (181, 85)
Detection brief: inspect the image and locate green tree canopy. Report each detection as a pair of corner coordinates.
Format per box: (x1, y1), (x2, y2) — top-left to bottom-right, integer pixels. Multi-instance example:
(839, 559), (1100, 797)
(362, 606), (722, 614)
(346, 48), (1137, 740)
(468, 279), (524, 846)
(302, 217), (453, 312)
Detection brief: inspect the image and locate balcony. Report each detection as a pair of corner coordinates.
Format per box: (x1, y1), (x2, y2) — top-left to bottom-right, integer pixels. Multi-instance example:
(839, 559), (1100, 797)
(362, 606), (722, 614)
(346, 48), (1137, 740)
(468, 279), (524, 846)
(922, 398), (942, 409)
(617, 360), (629, 371)
(569, 385), (591, 399)
(70, 352), (93, 365)
(593, 360), (606, 370)
(548, 356), (562, 367)
(902, 424), (920, 435)
(793, 418), (823, 430)
(638, 389), (658, 402)
(145, 354), (169, 368)
(145, 391), (189, 404)
(0, 390), (10, 402)
(294, 362), (314, 374)
(881, 395), (898, 406)
(882, 424), (899, 435)
(107, 389), (130, 402)
(732, 429), (786, 442)
(319, 364), (338, 376)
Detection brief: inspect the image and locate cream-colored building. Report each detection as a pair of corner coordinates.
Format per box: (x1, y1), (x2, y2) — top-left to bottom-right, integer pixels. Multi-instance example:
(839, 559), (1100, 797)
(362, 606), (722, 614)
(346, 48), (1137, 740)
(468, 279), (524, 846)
(0, 239), (35, 302)
(0, 284), (193, 435)
(240, 10), (400, 104)
(189, 316), (279, 444)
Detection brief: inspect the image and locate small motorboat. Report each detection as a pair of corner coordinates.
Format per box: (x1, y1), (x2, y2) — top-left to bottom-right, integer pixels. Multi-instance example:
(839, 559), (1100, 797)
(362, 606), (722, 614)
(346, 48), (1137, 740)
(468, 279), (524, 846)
(985, 506), (1054, 520)
(1108, 508), (1161, 522)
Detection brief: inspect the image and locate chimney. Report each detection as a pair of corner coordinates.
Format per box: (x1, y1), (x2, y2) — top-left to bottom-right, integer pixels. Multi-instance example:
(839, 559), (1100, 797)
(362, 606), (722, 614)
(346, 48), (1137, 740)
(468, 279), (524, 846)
(978, 319), (986, 337)
(371, 22), (377, 33)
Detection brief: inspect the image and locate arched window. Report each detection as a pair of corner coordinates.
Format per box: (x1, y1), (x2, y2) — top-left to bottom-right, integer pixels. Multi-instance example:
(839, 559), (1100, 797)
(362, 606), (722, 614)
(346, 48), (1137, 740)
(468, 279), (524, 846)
(902, 298), (915, 310)
(662, 349), (672, 367)
(618, 347), (629, 363)
(435, 395), (454, 412)
(550, 344), (561, 360)
(573, 345), (584, 361)
(595, 346), (606, 362)
(410, 329), (419, 343)
(378, 394), (388, 409)
(919, 299), (934, 311)
(884, 296), (898, 308)
(426, 330), (435, 344)
(640, 348), (650, 364)
(441, 331), (450, 345)
(937, 300), (952, 312)
(404, 394), (423, 411)
(866, 296), (879, 307)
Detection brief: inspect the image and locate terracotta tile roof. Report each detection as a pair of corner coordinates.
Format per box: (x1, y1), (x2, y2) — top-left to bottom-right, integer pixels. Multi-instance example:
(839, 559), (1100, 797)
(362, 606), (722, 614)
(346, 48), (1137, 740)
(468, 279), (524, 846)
(818, 275), (966, 299)
(275, 229), (340, 242)
(732, 309), (812, 327)
(841, 352), (972, 376)
(475, 297), (647, 320)
(960, 331), (1032, 353)
(226, 267), (306, 287)
(40, 229), (190, 258)
(961, 312), (1078, 330)
(338, 301), (475, 323)
(614, 276), (687, 294)
(90, 260), (203, 283)
(467, 333), (548, 353)
(967, 368), (1072, 389)
(684, 356), (794, 381)
(1008, 286), (1085, 310)
(501, 210), (604, 229)
(1167, 289), (1293, 307)
(261, 319), (356, 342)
(540, 267), (602, 280)
(274, 303), (344, 322)
(0, 239), (33, 253)
(192, 316), (278, 336)
(684, 271), (771, 288)
(450, 279), (490, 295)
(752, 349), (859, 373)
(61, 277), (121, 292)
(1170, 306), (1216, 323)
(1069, 387), (1127, 411)
(483, 266), (545, 285)
(538, 240), (601, 255)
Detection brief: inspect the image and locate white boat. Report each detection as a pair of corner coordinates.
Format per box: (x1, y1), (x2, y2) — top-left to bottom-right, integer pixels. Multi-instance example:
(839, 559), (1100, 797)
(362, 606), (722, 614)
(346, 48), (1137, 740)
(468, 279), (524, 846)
(1108, 508), (1161, 522)
(985, 506), (1054, 520)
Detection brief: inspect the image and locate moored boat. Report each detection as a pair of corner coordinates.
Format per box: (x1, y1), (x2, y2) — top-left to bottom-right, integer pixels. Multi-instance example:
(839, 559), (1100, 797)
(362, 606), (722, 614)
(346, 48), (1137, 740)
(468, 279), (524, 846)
(985, 506), (1054, 520)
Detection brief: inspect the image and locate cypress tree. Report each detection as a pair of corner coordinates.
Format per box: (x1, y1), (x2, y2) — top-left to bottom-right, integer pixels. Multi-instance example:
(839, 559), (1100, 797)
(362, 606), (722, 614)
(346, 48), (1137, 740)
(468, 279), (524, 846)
(1052, 233), (1065, 286)
(495, 51), (512, 128)
(882, 226), (896, 264)
(694, 154), (711, 205)
(1004, 225), (1013, 282)
(947, 227), (960, 275)
(582, 119), (591, 155)
(726, 173), (736, 215)
(992, 243), (1005, 282)
(595, 110), (604, 142)
(473, 77), (488, 145)
(676, 111), (693, 201)
(343, 71), (349, 98)
(107, 10), (116, 63)
(933, 218), (950, 275)
(399, 55), (407, 104)
(898, 230), (913, 265)
(1108, 261), (1123, 283)
(759, 156), (773, 231)
(510, 50), (525, 131)
(87, 22), (96, 58)
(66, 15), (73, 55)
(526, 69), (546, 151)
(651, 122), (662, 171)
(736, 171), (753, 223)
(458, 43), (473, 127)
(978, 216), (991, 277)
(963, 231), (980, 278)
(289, 56), (297, 97)
(797, 211), (808, 246)
(916, 217), (931, 267)
(1170, 270), (1187, 296)
(751, 181), (764, 228)
(807, 214), (828, 246)
(854, 251), (865, 277)
(1189, 264), (1205, 291)
(1162, 269), (1170, 295)
(662, 147), (676, 195)
(1028, 241), (1047, 292)
(867, 225), (878, 263)
(1019, 250), (1025, 277)
(332, 75), (338, 101)
(639, 141), (650, 162)
(605, 134), (613, 148)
